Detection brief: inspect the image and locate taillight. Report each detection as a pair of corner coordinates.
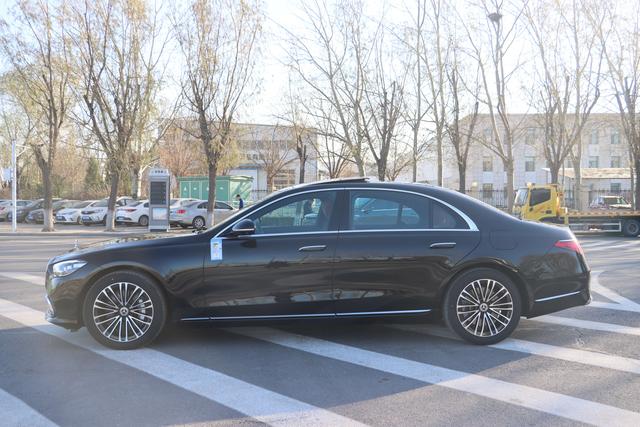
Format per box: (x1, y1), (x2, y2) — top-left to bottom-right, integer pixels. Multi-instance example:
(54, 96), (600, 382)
(554, 239), (583, 255)
(176, 209), (186, 214)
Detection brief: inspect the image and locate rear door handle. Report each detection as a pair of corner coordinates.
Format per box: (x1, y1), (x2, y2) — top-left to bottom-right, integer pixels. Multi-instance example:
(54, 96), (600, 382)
(298, 245), (327, 252)
(430, 242), (456, 249)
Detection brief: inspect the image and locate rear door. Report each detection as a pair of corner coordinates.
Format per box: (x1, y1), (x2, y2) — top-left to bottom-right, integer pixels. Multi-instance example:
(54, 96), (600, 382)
(332, 189), (480, 315)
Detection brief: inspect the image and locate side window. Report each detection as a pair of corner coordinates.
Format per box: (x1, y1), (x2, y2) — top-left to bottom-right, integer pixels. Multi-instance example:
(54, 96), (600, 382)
(432, 201), (468, 229)
(144, 202), (149, 208)
(349, 190), (428, 230)
(215, 201), (232, 210)
(198, 202), (208, 209)
(530, 189), (551, 206)
(248, 191), (337, 235)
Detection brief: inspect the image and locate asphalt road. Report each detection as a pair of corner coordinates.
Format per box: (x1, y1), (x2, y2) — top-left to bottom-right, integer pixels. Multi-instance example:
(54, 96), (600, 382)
(0, 233), (639, 426)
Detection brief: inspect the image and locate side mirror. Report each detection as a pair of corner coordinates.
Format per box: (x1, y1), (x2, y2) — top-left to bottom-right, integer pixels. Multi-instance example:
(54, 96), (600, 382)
(229, 219), (256, 237)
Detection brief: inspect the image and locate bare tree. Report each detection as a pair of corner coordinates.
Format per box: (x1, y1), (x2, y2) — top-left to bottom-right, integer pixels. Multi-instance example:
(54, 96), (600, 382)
(446, 57), (480, 193)
(0, 0), (72, 231)
(71, 0), (168, 230)
(280, 80), (310, 184)
(286, 0), (370, 176)
(248, 125), (296, 191)
(595, 2), (640, 208)
(526, 0), (602, 210)
(461, 0), (527, 211)
(173, 0), (262, 226)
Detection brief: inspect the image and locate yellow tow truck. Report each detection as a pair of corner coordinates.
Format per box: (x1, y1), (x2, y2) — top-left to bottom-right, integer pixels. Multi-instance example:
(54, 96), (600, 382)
(512, 183), (640, 237)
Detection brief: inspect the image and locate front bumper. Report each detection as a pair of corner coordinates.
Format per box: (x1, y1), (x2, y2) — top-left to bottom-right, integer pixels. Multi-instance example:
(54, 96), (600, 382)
(45, 266), (87, 329)
(81, 214), (104, 224)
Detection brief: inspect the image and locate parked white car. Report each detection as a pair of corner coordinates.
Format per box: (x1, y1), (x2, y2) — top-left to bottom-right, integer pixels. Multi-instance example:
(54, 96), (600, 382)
(81, 197), (136, 225)
(0, 200), (30, 221)
(170, 200), (236, 228)
(55, 200), (96, 224)
(116, 200), (149, 226)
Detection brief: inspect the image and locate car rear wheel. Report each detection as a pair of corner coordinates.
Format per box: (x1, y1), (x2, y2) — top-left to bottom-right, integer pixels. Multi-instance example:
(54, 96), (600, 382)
(444, 268), (521, 345)
(622, 219), (640, 237)
(192, 216), (205, 229)
(138, 215), (149, 227)
(83, 271), (167, 350)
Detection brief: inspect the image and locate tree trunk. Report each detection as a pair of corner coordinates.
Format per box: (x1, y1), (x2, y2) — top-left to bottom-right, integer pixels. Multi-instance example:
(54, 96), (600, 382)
(550, 164), (560, 184)
(298, 145), (306, 184)
(206, 162), (217, 227)
(412, 127), (419, 182)
(573, 158), (582, 210)
(41, 165), (54, 232)
(267, 174), (274, 192)
(105, 169), (119, 231)
(458, 162), (466, 194)
(131, 167), (141, 199)
(437, 132), (443, 187)
(354, 153), (365, 177)
(505, 161), (515, 212)
(635, 157), (640, 211)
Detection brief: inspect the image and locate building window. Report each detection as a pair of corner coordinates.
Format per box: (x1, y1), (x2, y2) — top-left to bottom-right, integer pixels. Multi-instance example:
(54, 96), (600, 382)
(588, 156), (599, 168)
(483, 128), (492, 142)
(525, 127), (536, 146)
(590, 129), (599, 145)
(611, 156), (621, 168)
(482, 183), (493, 202)
(611, 128), (620, 144)
(610, 183), (622, 193)
(525, 156), (536, 172)
(482, 156), (493, 172)
(273, 169), (296, 190)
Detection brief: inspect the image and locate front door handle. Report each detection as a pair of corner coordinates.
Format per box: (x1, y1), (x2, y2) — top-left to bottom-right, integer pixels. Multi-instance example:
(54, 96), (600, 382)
(430, 242), (456, 249)
(298, 245), (327, 252)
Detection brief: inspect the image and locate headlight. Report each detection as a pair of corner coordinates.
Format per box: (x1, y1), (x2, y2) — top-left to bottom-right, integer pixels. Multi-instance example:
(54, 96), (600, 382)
(52, 260), (87, 277)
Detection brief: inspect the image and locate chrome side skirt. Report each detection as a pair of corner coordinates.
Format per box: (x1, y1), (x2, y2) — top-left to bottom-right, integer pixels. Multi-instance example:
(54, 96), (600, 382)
(534, 291), (581, 303)
(181, 308), (431, 322)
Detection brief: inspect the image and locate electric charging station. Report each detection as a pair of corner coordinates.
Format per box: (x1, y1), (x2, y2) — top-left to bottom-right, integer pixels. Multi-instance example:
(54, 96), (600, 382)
(148, 168), (170, 232)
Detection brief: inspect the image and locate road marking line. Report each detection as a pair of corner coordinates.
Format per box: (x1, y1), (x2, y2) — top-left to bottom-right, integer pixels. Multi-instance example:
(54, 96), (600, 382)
(590, 271), (640, 312)
(0, 299), (366, 427)
(389, 324), (640, 375)
(0, 388), (58, 427)
(0, 272), (44, 286)
(230, 327), (640, 426)
(535, 315), (640, 336)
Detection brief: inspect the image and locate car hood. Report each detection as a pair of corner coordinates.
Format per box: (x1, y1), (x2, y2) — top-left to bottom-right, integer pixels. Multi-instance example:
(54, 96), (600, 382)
(49, 232), (198, 264)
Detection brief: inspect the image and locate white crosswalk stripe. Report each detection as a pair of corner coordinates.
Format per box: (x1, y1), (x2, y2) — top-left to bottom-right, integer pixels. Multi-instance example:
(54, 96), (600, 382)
(0, 298), (366, 427)
(534, 315), (640, 336)
(0, 388), (58, 427)
(229, 327), (640, 426)
(388, 324), (640, 375)
(0, 272), (44, 286)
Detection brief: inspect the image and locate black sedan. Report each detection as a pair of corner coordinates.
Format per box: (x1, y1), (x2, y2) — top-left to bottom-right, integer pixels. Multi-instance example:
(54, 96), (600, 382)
(45, 178), (590, 349)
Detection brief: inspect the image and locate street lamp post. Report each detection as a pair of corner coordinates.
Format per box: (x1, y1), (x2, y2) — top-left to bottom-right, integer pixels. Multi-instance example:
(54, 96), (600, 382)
(11, 138), (17, 233)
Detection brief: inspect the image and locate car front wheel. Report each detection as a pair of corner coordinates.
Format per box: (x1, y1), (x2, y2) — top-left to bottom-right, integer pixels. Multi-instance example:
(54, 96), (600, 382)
(83, 271), (167, 350)
(192, 216), (205, 229)
(443, 268), (521, 345)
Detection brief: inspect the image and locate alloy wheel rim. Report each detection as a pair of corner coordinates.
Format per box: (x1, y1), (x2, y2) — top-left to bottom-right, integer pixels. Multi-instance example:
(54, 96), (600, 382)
(456, 279), (513, 338)
(93, 282), (154, 342)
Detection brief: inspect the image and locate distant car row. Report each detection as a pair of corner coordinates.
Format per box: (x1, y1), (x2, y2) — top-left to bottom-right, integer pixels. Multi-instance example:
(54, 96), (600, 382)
(0, 197), (237, 228)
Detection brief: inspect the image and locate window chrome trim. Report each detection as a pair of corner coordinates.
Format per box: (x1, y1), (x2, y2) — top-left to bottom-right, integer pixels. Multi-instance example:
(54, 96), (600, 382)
(215, 185), (479, 238)
(180, 308), (431, 321)
(534, 291), (581, 303)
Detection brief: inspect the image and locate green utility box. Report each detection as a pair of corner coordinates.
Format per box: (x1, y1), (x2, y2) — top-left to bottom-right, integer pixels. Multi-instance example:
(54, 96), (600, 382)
(178, 175), (253, 204)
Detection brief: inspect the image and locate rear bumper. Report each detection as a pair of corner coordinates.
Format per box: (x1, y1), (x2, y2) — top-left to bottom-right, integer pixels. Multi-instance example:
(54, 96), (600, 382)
(525, 271), (591, 318)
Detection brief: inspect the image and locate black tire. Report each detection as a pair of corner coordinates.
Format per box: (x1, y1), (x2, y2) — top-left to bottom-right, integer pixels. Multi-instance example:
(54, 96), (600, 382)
(443, 268), (521, 345)
(179, 224), (189, 229)
(622, 219), (640, 237)
(192, 216), (205, 229)
(83, 270), (167, 350)
(138, 215), (149, 227)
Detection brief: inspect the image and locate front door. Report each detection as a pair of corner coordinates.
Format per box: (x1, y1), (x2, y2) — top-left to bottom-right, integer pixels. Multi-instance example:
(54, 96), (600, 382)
(199, 190), (340, 318)
(332, 189), (480, 315)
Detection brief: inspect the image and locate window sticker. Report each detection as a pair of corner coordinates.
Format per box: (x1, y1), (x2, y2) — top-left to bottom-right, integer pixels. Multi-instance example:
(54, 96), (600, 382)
(210, 238), (223, 260)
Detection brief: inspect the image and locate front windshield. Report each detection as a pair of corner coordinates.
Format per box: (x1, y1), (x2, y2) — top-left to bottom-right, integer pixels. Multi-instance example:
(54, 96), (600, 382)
(73, 201), (93, 208)
(93, 200), (108, 207)
(604, 197), (626, 205)
(514, 189), (528, 207)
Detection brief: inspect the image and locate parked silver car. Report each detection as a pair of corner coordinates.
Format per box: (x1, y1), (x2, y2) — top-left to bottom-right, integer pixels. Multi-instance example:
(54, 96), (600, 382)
(0, 200), (30, 221)
(170, 200), (235, 228)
